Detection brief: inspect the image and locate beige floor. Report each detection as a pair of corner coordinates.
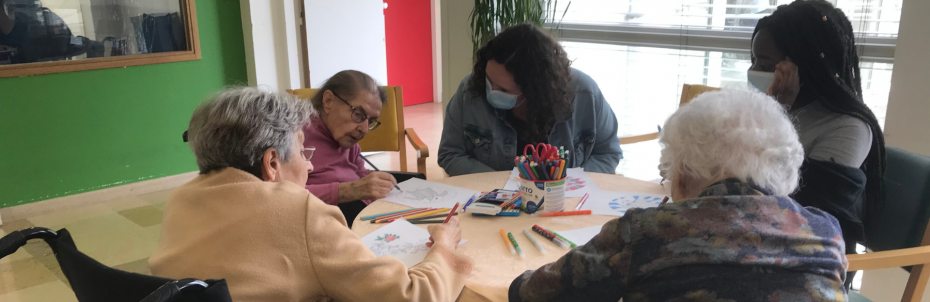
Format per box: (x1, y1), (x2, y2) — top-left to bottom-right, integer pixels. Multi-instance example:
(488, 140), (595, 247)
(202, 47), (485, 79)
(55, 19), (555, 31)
(0, 101), (921, 301)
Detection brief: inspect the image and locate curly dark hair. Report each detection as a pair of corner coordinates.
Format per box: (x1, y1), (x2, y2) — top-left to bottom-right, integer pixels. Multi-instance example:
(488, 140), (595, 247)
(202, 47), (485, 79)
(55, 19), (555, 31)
(468, 23), (574, 144)
(754, 0), (885, 240)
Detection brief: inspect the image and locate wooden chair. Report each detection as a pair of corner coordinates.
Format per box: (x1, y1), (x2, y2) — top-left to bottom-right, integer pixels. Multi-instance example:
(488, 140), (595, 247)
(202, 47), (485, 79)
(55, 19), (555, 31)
(619, 84), (721, 144)
(847, 147), (930, 302)
(287, 86), (430, 177)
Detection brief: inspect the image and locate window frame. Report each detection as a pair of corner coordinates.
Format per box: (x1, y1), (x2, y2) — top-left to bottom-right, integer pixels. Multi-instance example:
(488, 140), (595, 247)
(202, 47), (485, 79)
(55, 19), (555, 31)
(548, 21), (896, 64)
(0, 0), (201, 78)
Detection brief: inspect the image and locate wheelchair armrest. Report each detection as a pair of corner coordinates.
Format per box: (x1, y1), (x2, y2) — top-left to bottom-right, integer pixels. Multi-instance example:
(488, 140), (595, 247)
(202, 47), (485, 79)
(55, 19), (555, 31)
(0, 227), (58, 260)
(385, 171), (426, 183)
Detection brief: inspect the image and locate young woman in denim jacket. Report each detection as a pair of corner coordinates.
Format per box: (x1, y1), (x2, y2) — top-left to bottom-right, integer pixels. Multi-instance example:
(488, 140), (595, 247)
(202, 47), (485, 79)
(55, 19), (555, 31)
(438, 24), (622, 176)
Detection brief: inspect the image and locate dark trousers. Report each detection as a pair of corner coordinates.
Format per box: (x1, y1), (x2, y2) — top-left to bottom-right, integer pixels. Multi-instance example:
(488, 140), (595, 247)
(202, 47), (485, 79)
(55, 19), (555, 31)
(337, 200), (368, 228)
(846, 237), (858, 288)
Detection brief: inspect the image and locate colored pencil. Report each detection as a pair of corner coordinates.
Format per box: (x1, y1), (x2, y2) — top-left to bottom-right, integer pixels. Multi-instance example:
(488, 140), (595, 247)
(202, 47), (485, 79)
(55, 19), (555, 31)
(540, 210), (591, 217)
(360, 208), (418, 221)
(500, 229), (516, 255)
(507, 232), (525, 258)
(410, 219), (446, 224)
(374, 208), (447, 223)
(368, 208), (434, 222)
(405, 212), (458, 221)
(660, 196), (670, 205)
(395, 208), (449, 221)
(523, 229), (547, 255)
(367, 208), (434, 222)
(444, 203), (460, 223)
(542, 226), (578, 248)
(575, 193), (590, 211)
(558, 159), (566, 179)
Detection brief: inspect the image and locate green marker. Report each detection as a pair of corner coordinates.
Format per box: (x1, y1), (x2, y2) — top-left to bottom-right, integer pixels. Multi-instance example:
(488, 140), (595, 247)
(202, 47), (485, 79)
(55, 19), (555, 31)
(507, 232), (526, 259)
(544, 227), (577, 248)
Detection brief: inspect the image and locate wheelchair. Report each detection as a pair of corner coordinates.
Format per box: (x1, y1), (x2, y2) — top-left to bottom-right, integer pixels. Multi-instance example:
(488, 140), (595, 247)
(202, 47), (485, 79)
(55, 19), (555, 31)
(0, 227), (232, 302)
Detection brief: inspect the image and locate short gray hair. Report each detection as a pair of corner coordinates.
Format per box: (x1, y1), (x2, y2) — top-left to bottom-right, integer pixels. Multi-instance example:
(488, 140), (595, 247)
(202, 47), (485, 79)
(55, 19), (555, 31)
(659, 89), (804, 196)
(187, 87), (314, 176)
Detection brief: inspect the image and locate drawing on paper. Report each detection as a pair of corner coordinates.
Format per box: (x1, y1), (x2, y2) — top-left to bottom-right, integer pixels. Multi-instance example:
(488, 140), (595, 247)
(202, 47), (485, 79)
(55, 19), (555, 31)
(608, 195), (663, 214)
(566, 176), (587, 191)
(399, 188), (455, 202)
(369, 239), (430, 258)
(376, 233), (400, 243)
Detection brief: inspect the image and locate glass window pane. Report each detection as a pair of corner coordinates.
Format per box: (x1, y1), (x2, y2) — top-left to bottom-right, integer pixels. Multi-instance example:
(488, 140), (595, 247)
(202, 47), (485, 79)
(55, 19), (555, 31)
(0, 0), (188, 66)
(562, 41), (892, 177)
(553, 0), (902, 37)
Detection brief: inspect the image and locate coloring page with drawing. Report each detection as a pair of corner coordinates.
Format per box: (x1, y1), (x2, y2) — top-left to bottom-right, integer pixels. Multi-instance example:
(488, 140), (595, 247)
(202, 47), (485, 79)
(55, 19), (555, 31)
(579, 190), (667, 216)
(563, 168), (601, 197)
(501, 167), (600, 198)
(361, 219), (467, 268)
(383, 178), (478, 208)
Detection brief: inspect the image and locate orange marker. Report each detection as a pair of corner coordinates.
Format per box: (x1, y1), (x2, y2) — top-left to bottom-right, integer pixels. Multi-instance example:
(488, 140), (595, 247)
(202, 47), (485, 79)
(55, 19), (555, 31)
(500, 229), (516, 255)
(539, 210), (591, 217)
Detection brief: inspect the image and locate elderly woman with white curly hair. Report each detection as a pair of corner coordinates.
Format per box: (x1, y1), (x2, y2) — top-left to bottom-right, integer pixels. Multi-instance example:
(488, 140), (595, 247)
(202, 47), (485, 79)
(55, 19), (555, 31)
(509, 89), (849, 302)
(149, 87), (473, 302)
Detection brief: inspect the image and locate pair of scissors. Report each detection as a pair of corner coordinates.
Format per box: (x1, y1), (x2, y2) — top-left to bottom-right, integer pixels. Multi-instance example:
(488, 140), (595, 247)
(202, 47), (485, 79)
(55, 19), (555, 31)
(523, 143), (557, 161)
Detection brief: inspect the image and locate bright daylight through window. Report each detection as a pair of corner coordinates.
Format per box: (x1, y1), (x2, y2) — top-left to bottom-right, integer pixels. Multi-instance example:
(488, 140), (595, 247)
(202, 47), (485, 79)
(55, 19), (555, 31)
(547, 0), (901, 180)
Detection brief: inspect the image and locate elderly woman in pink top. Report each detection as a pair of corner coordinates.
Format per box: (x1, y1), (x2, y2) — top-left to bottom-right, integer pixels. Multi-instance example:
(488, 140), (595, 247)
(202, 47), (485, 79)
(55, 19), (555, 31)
(304, 70), (398, 225)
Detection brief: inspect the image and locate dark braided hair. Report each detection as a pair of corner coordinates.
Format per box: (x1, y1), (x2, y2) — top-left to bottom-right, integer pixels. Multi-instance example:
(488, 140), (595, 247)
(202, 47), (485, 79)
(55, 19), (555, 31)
(468, 23), (574, 144)
(754, 0), (885, 239)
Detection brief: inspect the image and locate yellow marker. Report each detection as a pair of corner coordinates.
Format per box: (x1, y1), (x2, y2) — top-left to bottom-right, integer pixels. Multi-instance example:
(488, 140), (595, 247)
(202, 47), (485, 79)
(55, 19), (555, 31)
(500, 229), (516, 255)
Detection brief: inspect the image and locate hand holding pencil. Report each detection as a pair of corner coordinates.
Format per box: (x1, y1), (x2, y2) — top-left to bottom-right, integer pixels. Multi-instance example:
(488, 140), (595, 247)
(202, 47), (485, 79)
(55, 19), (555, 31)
(426, 217), (461, 249)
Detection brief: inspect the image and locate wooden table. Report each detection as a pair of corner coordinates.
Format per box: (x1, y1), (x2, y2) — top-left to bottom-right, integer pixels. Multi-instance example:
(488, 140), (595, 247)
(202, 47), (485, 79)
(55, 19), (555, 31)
(351, 171), (664, 302)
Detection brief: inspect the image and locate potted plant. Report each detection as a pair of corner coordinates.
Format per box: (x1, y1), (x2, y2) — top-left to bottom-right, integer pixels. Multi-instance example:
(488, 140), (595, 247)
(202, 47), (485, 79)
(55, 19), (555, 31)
(468, 0), (571, 55)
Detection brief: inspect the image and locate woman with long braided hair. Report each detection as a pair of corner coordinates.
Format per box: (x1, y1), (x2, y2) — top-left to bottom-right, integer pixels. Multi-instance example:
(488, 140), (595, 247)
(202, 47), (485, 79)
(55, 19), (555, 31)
(749, 0), (885, 282)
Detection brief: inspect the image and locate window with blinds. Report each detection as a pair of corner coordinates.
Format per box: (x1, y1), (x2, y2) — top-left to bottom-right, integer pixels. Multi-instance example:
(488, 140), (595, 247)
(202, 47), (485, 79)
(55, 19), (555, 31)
(548, 0), (902, 178)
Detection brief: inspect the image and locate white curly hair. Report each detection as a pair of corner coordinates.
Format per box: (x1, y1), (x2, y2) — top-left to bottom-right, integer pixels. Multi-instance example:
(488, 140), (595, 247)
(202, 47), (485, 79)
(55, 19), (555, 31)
(659, 89), (804, 197)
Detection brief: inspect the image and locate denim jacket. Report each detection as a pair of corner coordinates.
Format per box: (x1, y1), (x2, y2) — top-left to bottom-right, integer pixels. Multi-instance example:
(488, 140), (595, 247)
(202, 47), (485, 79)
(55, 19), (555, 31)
(439, 68), (622, 176)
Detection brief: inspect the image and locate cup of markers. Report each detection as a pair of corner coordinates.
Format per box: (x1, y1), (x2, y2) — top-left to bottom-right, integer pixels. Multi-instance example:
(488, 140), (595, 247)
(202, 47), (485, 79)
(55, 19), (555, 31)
(515, 143), (569, 214)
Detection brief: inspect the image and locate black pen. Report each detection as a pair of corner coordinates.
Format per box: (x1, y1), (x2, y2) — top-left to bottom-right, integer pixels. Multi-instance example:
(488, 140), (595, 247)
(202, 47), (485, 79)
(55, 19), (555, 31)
(360, 156), (403, 192)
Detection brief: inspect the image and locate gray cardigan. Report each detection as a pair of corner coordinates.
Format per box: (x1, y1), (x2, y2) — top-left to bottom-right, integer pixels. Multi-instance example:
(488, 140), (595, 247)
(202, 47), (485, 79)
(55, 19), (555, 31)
(438, 68), (622, 176)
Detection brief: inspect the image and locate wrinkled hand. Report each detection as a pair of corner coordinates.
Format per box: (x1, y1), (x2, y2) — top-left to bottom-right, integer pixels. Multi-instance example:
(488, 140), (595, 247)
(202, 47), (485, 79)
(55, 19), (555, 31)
(426, 217), (462, 249)
(351, 171), (397, 200)
(768, 57), (801, 109)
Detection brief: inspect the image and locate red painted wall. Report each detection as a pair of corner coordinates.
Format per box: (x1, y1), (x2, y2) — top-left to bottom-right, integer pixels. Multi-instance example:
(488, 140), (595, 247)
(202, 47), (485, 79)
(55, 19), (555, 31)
(384, 0), (433, 106)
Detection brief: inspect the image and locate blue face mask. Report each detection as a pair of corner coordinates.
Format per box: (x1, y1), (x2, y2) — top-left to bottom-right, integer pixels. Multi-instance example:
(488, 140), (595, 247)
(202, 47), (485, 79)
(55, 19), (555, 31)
(485, 78), (521, 110)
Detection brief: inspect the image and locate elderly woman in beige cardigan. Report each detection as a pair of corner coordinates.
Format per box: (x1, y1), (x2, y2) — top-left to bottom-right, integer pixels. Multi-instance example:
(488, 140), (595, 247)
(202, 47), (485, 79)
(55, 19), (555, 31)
(149, 87), (473, 302)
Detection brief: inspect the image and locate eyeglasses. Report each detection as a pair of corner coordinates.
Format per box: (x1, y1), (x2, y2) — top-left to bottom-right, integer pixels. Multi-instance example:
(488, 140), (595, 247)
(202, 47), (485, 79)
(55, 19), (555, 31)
(331, 91), (381, 131)
(302, 147), (316, 161)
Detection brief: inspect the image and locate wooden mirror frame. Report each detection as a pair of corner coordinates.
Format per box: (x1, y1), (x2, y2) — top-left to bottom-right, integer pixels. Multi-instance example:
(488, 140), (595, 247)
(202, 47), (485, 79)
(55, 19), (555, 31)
(0, 0), (200, 78)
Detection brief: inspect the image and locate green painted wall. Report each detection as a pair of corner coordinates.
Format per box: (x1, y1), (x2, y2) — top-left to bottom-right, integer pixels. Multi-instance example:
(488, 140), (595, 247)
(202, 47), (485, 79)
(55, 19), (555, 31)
(0, 0), (248, 208)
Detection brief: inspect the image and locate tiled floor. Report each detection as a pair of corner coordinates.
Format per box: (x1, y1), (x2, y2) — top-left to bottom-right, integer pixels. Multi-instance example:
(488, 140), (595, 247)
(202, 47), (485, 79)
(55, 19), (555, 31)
(0, 101), (921, 302)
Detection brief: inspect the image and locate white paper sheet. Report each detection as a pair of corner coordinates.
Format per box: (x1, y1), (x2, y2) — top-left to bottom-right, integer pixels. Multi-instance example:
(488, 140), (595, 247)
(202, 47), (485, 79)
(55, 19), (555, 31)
(383, 178), (479, 208)
(361, 219), (467, 268)
(564, 168), (601, 197)
(502, 168), (521, 190)
(554, 225), (604, 246)
(579, 190), (667, 216)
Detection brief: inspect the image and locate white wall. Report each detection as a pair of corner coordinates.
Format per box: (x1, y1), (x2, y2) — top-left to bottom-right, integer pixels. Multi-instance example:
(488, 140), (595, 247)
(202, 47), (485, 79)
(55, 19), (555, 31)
(883, 0), (930, 156)
(240, 0), (303, 91)
(440, 0), (474, 115)
(305, 0), (388, 88)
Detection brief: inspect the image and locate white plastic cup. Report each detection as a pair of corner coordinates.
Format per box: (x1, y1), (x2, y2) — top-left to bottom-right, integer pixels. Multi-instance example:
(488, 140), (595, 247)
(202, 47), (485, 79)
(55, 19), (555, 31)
(518, 177), (566, 214)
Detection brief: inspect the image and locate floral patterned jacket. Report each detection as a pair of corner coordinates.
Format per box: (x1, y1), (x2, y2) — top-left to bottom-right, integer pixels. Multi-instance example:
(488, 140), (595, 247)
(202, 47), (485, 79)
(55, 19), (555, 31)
(509, 178), (848, 302)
